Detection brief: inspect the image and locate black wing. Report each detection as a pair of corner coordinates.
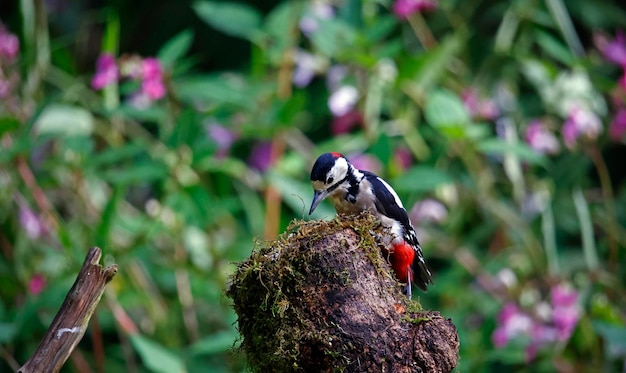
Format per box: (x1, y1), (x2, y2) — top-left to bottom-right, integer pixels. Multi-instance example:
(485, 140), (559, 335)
(362, 171), (432, 291)
(362, 171), (417, 244)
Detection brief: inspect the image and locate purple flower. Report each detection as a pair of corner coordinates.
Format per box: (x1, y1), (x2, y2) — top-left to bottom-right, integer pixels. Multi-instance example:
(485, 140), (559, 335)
(326, 65), (348, 92)
(394, 148), (413, 171)
(610, 108), (626, 141)
(525, 120), (560, 155)
(293, 50), (326, 88)
(493, 284), (581, 361)
(550, 284), (580, 341)
(492, 302), (533, 348)
(140, 58), (166, 100)
(562, 107), (602, 149)
(28, 273), (46, 296)
(248, 142), (274, 172)
(19, 204), (47, 239)
(328, 85), (358, 117)
(142, 58), (162, 80)
(141, 78), (166, 100)
(392, 0), (437, 19)
(0, 24), (19, 61)
(91, 53), (119, 90)
(410, 198), (448, 225)
(207, 122), (238, 158)
(331, 110), (362, 135)
(299, 2), (335, 35)
(462, 88), (499, 121)
(596, 30), (626, 67)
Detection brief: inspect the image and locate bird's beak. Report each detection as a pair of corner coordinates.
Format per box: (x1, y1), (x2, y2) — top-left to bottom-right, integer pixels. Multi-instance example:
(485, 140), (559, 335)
(309, 190), (329, 215)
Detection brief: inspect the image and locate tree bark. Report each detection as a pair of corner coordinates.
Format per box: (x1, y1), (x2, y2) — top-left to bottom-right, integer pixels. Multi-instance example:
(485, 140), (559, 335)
(227, 214), (459, 372)
(18, 247), (118, 373)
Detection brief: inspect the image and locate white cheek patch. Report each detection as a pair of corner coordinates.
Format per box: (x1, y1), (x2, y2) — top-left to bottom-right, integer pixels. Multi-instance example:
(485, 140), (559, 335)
(328, 157), (349, 183)
(376, 177), (404, 209)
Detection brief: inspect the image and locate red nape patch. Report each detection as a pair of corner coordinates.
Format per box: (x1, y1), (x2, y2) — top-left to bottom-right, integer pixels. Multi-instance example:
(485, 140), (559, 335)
(330, 152), (343, 158)
(388, 242), (415, 284)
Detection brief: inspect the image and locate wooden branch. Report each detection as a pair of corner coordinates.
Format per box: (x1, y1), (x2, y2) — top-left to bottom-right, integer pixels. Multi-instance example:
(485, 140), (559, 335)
(227, 214), (460, 372)
(19, 247), (118, 373)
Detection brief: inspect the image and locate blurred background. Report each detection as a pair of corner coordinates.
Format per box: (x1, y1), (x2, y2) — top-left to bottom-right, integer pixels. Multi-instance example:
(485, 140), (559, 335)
(1, 0), (626, 371)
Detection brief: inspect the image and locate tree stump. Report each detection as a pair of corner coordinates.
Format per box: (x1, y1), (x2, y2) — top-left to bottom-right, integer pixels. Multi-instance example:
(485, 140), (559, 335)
(227, 213), (459, 372)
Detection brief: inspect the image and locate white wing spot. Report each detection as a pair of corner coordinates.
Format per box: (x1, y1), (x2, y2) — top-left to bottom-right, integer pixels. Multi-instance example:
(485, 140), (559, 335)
(376, 177), (404, 209)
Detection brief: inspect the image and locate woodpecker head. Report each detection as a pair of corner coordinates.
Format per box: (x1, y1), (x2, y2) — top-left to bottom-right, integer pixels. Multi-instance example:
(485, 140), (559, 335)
(309, 152), (351, 215)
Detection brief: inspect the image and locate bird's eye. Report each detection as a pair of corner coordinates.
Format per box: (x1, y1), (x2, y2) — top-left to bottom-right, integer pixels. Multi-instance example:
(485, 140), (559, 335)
(327, 177), (334, 184)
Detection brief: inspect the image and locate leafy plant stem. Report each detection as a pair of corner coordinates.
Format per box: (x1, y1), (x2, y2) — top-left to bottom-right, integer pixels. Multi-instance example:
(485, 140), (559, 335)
(541, 198), (560, 276)
(572, 187), (599, 271)
(545, 0), (584, 57)
(588, 145), (618, 273)
(407, 12), (437, 50)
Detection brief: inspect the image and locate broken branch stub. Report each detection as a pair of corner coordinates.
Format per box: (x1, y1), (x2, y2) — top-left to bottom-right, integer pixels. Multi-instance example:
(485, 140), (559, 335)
(227, 214), (459, 372)
(18, 247), (118, 373)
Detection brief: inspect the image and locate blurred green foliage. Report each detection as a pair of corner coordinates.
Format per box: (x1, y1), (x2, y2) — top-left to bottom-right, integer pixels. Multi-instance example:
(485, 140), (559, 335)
(1, 0), (626, 372)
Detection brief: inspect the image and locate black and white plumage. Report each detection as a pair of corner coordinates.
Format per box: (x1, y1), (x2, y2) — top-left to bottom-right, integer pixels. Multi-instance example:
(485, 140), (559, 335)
(308, 152), (432, 296)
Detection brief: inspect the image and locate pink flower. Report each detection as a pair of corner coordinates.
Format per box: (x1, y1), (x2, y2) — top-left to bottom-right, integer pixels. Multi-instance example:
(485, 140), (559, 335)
(609, 108), (626, 141)
(562, 107), (602, 149)
(91, 53), (119, 90)
(525, 120), (560, 155)
(0, 24), (19, 61)
(141, 78), (166, 100)
(550, 284), (580, 341)
(28, 273), (46, 296)
(492, 302), (533, 348)
(462, 89), (499, 121)
(596, 30), (626, 67)
(139, 58), (166, 100)
(19, 204), (47, 239)
(393, 0), (437, 19)
(142, 58), (162, 81)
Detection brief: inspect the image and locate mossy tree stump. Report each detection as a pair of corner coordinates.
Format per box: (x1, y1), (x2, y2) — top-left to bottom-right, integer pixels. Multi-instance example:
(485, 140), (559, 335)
(227, 213), (459, 372)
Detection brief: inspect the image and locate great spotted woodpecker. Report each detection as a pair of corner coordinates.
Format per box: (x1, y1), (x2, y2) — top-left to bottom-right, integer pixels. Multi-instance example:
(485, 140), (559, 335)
(308, 152), (432, 297)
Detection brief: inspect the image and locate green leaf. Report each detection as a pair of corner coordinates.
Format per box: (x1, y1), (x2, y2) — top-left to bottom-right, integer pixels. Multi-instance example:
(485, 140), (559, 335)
(0, 116), (20, 137)
(87, 141), (147, 167)
(34, 104), (94, 136)
(476, 139), (547, 165)
(0, 322), (16, 343)
(310, 18), (358, 57)
(424, 89), (471, 128)
(392, 166), (454, 193)
(101, 161), (169, 185)
(158, 30), (194, 68)
(174, 75), (254, 107)
(400, 34), (463, 98)
(534, 29), (574, 66)
(190, 330), (238, 356)
(592, 321), (626, 359)
(193, 1), (262, 41)
(130, 334), (186, 373)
